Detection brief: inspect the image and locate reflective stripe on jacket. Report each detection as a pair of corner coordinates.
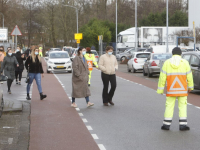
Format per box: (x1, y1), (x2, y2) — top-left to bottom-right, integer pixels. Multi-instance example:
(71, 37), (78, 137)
(84, 53), (98, 71)
(157, 55), (194, 97)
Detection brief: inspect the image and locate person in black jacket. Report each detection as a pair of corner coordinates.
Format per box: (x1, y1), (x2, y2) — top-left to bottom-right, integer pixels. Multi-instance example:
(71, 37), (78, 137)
(15, 47), (26, 85)
(25, 47), (47, 100)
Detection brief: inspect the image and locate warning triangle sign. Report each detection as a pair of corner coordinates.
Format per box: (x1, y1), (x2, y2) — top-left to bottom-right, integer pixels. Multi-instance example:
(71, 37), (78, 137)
(169, 77), (185, 91)
(11, 25), (22, 36)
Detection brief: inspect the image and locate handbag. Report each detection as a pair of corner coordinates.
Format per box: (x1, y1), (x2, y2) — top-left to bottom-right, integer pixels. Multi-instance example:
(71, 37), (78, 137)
(25, 69), (30, 83)
(0, 75), (8, 81)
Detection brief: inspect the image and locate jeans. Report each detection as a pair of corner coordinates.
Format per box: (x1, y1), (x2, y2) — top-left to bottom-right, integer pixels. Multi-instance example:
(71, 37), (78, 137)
(15, 71), (23, 81)
(101, 72), (117, 103)
(72, 97), (89, 104)
(27, 73), (42, 94)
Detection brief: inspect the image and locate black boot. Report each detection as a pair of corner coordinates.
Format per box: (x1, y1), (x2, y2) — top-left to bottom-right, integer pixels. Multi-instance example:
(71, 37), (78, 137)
(40, 93), (47, 100)
(161, 125), (170, 130)
(180, 125), (190, 131)
(26, 94), (31, 100)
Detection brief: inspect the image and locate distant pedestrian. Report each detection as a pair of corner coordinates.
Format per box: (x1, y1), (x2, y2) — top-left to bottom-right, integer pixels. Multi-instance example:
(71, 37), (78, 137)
(71, 47), (94, 108)
(1, 49), (19, 94)
(25, 47), (47, 100)
(157, 47), (194, 131)
(98, 46), (118, 106)
(14, 47), (26, 85)
(0, 46), (5, 84)
(39, 47), (43, 57)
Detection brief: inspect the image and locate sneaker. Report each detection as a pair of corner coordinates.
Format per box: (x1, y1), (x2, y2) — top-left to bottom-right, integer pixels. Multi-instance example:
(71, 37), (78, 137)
(8, 90), (11, 94)
(71, 103), (77, 108)
(180, 125), (190, 131)
(161, 125), (170, 130)
(26, 96), (31, 100)
(16, 80), (18, 84)
(87, 102), (94, 107)
(18, 82), (21, 85)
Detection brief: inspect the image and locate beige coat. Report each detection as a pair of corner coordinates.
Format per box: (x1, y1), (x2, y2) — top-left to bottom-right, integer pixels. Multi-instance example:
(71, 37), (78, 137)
(72, 56), (91, 98)
(98, 53), (118, 75)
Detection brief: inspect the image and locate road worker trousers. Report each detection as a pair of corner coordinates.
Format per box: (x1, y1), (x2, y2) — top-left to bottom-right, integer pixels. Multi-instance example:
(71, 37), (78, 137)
(164, 96), (187, 119)
(88, 71), (92, 85)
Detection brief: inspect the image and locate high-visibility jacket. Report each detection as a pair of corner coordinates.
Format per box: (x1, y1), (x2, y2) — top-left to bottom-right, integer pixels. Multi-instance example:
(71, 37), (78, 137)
(157, 55), (194, 97)
(84, 53), (98, 71)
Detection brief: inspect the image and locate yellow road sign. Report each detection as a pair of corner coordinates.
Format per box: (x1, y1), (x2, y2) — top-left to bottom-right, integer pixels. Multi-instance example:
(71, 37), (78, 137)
(75, 33), (83, 40)
(98, 35), (103, 41)
(76, 39), (80, 43)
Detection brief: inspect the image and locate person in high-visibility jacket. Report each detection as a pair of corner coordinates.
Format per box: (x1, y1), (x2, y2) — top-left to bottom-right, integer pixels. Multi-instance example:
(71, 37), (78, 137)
(84, 47), (98, 86)
(157, 47), (194, 131)
(39, 47), (43, 57)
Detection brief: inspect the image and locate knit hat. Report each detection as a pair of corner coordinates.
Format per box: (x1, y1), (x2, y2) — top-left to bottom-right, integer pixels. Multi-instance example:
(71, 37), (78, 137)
(172, 47), (182, 56)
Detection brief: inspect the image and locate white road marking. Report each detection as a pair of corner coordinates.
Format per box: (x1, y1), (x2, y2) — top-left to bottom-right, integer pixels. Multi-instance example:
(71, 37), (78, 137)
(8, 138), (13, 144)
(75, 108), (80, 111)
(195, 106), (200, 109)
(86, 126), (93, 130)
(98, 144), (106, 150)
(79, 113), (83, 116)
(3, 127), (14, 129)
(69, 97), (72, 99)
(82, 118), (88, 123)
(187, 103), (192, 105)
(91, 134), (99, 139)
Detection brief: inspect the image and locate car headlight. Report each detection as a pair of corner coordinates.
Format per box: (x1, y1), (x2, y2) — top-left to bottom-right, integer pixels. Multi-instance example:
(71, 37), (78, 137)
(48, 61), (53, 64)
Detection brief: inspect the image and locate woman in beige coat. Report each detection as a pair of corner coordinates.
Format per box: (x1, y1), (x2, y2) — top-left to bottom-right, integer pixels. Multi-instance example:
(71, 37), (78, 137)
(71, 47), (94, 108)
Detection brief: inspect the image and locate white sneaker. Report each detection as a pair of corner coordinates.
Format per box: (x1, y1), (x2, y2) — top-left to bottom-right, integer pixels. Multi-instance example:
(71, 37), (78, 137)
(87, 102), (94, 107)
(71, 103), (77, 108)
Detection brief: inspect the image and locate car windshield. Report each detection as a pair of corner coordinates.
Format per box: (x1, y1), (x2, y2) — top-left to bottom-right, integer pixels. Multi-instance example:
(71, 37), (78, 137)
(152, 54), (172, 60)
(187, 49), (194, 51)
(136, 53), (150, 58)
(92, 51), (98, 55)
(50, 53), (69, 59)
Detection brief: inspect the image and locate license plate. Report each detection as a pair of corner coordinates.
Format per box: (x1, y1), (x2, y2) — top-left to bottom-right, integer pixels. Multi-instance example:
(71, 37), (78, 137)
(57, 66), (64, 68)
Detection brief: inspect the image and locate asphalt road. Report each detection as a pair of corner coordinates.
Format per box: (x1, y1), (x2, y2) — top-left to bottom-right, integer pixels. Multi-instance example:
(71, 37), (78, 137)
(53, 66), (200, 150)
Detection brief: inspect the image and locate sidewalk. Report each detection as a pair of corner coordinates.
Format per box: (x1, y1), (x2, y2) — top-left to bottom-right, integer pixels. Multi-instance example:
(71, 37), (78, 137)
(29, 59), (99, 150)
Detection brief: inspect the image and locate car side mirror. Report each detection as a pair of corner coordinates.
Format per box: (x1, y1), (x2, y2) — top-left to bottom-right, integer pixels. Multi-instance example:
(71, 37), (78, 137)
(191, 64), (200, 67)
(147, 57), (150, 60)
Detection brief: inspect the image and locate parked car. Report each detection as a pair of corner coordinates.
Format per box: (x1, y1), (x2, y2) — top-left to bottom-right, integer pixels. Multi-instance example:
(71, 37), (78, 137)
(45, 48), (62, 57)
(117, 48), (146, 61)
(143, 53), (172, 77)
(70, 48), (78, 61)
(63, 47), (73, 57)
(182, 52), (200, 90)
(127, 52), (151, 73)
(47, 51), (72, 73)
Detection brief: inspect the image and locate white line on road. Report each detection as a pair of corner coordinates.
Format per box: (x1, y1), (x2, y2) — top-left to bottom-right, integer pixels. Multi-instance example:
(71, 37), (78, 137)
(195, 106), (200, 109)
(79, 113), (83, 116)
(86, 126), (93, 130)
(187, 103), (192, 105)
(3, 127), (14, 129)
(82, 118), (88, 123)
(98, 144), (106, 150)
(91, 134), (99, 139)
(75, 108), (80, 111)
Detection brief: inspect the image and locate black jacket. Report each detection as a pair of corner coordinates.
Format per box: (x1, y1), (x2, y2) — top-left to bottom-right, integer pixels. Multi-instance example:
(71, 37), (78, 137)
(14, 51), (26, 71)
(25, 56), (44, 73)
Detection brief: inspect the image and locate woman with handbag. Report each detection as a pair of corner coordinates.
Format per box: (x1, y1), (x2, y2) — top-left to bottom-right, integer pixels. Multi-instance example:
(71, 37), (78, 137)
(71, 47), (94, 108)
(14, 47), (26, 85)
(1, 49), (19, 94)
(25, 48), (47, 100)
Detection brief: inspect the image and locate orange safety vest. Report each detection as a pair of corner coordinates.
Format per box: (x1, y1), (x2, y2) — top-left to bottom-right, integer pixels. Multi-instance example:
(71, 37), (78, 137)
(85, 54), (94, 71)
(166, 73), (188, 97)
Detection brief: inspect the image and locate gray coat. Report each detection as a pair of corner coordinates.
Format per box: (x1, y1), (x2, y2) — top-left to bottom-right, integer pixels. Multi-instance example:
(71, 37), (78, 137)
(1, 55), (18, 80)
(72, 56), (91, 98)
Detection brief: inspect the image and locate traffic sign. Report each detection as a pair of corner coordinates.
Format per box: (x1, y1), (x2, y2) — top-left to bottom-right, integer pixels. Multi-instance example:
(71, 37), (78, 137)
(11, 25), (22, 36)
(0, 28), (8, 41)
(74, 33), (83, 40)
(98, 35), (103, 41)
(76, 39), (80, 43)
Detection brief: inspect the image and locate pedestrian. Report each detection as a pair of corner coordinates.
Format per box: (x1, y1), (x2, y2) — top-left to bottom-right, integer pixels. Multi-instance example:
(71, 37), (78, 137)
(0, 46), (5, 84)
(25, 47), (47, 100)
(1, 48), (19, 94)
(84, 47), (98, 86)
(14, 47), (26, 85)
(71, 47), (94, 108)
(157, 47), (194, 131)
(39, 47), (43, 57)
(98, 46), (118, 106)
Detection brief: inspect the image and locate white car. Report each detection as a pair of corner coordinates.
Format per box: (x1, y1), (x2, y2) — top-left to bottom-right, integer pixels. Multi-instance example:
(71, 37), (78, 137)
(127, 52), (151, 73)
(91, 50), (99, 62)
(47, 51), (72, 73)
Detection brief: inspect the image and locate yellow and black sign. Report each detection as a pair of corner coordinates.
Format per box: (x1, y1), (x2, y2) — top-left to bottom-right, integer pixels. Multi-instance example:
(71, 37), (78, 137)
(74, 33), (83, 40)
(76, 39), (80, 44)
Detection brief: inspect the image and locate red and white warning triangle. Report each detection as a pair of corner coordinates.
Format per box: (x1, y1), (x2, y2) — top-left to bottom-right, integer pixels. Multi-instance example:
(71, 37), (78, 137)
(11, 25), (22, 36)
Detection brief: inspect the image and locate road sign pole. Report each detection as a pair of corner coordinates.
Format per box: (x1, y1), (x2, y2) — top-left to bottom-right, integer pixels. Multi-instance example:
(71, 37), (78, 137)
(135, 0), (137, 50)
(166, 0), (169, 52)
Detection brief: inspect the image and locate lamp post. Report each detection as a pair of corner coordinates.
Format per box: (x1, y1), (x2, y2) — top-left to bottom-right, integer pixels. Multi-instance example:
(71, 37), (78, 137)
(116, 0), (117, 55)
(0, 12), (4, 45)
(64, 5), (79, 48)
(166, 0), (169, 52)
(135, 0), (137, 50)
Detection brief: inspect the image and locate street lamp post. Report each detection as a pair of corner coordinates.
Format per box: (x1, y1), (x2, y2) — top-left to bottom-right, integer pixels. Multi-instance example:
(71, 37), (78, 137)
(64, 5), (79, 48)
(166, 0), (169, 52)
(0, 12), (4, 45)
(116, 0), (117, 55)
(135, 0), (137, 50)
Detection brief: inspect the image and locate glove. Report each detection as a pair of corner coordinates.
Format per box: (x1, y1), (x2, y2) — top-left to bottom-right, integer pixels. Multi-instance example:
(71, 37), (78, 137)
(157, 89), (164, 94)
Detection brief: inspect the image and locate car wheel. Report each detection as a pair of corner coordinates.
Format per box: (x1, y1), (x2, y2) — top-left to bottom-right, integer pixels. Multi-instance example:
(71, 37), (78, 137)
(147, 69), (152, 77)
(143, 67), (147, 76)
(132, 66), (136, 73)
(121, 56), (126, 62)
(127, 65), (131, 72)
(47, 69), (50, 74)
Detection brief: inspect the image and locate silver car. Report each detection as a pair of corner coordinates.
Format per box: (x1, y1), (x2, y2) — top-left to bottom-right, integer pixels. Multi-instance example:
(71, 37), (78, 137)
(143, 53), (172, 77)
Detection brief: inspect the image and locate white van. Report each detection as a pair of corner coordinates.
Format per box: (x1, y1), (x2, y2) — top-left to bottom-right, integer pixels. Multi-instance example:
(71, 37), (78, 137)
(151, 45), (177, 54)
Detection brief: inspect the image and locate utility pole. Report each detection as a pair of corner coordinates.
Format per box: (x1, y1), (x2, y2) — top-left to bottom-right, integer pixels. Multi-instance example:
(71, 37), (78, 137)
(135, 0), (137, 50)
(0, 12), (4, 45)
(166, 0), (169, 52)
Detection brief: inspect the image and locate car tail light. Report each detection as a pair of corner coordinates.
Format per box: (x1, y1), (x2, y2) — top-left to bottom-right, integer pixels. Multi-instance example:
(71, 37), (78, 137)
(134, 58), (138, 63)
(95, 56), (99, 58)
(151, 61), (157, 66)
